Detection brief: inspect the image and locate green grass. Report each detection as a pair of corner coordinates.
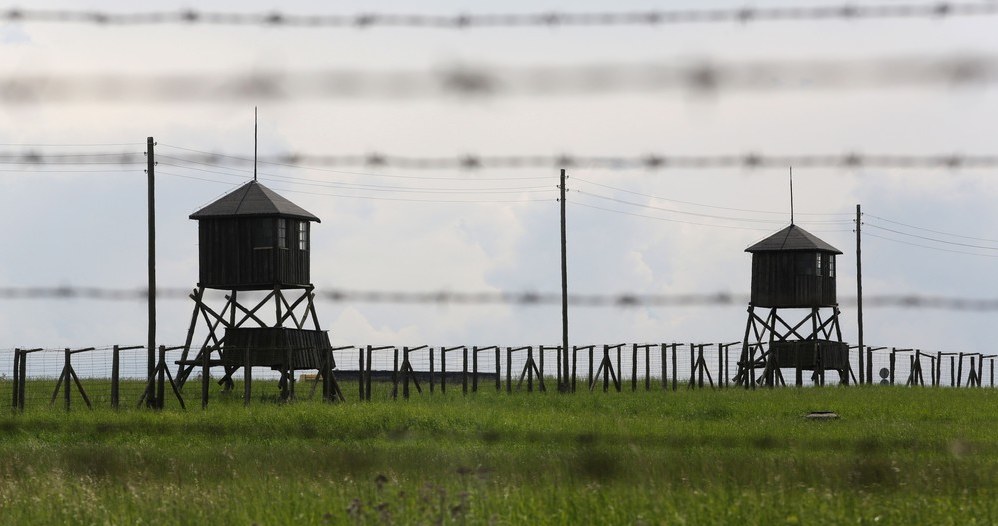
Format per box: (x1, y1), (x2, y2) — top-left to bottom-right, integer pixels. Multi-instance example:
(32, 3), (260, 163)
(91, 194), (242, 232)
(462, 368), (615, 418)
(0, 385), (996, 524)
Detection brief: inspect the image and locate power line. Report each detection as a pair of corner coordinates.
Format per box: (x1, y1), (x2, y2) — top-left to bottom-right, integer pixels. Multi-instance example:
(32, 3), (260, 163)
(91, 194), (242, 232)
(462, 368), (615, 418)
(3, 285), (998, 311)
(157, 159), (555, 192)
(569, 199), (822, 232)
(865, 213), (998, 243)
(1, 55), (996, 102)
(2, 4), (995, 28)
(572, 177), (852, 217)
(575, 190), (789, 224)
(863, 231), (998, 258)
(156, 169), (554, 203)
(864, 223), (998, 250)
(159, 162), (553, 194)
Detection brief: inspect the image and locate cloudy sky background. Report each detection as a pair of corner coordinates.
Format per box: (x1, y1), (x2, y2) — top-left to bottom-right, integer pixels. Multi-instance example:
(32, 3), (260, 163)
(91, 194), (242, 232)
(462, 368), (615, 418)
(1, 0), (997, 362)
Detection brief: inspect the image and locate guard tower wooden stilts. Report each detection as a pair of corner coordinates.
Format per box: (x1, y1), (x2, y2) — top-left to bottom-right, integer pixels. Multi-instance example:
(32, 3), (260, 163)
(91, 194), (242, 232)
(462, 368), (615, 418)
(734, 224), (850, 388)
(176, 180), (343, 402)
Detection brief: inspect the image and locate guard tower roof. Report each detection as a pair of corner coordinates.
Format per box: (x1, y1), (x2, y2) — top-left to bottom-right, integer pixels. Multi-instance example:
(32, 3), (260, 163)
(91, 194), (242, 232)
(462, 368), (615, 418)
(745, 224), (841, 254)
(189, 180), (320, 222)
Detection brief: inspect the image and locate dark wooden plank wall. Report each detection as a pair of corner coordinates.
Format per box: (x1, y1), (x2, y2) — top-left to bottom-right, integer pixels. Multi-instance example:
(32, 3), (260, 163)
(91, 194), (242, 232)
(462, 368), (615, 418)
(750, 252), (836, 307)
(198, 218), (311, 289)
(220, 327), (331, 370)
(770, 340), (849, 370)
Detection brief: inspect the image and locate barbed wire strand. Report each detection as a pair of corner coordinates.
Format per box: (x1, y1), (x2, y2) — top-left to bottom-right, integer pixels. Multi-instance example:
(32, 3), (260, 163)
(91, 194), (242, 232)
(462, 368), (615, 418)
(2, 4), (996, 28)
(2, 286), (998, 311)
(1, 55), (997, 103)
(5, 149), (998, 171)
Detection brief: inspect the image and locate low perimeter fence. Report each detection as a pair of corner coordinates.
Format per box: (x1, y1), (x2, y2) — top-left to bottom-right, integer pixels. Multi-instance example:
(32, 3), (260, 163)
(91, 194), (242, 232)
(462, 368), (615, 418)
(1, 343), (996, 411)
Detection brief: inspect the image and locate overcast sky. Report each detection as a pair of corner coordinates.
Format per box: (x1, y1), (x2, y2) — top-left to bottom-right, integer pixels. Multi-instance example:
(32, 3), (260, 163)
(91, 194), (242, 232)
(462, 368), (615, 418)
(1, 0), (997, 360)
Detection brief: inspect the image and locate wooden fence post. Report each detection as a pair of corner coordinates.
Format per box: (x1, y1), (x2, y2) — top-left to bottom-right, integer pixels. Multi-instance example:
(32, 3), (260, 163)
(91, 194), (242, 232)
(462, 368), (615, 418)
(11, 349), (19, 410)
(631, 344), (638, 391)
(472, 346), (479, 392)
(429, 347), (435, 394)
(111, 345), (120, 409)
(495, 347), (501, 392)
(506, 347), (512, 394)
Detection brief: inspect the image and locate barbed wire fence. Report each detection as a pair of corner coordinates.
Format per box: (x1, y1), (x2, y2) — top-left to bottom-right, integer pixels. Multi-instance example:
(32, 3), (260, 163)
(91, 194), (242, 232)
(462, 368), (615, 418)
(4, 286), (998, 310)
(1, 55), (996, 103)
(2, 1), (997, 409)
(1, 341), (994, 412)
(2, 3), (996, 28)
(3, 150), (998, 170)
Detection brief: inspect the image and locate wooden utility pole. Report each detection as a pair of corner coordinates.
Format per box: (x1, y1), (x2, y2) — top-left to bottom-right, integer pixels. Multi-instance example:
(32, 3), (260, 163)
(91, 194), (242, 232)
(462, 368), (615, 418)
(559, 168), (569, 391)
(855, 204), (864, 384)
(147, 137), (157, 406)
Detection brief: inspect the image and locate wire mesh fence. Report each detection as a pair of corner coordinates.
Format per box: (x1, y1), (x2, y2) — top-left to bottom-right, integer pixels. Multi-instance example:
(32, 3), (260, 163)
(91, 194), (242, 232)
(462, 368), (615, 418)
(1, 341), (994, 412)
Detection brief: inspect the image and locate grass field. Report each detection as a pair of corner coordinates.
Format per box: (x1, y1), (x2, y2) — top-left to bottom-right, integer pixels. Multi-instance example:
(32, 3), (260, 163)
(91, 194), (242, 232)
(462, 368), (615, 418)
(0, 385), (996, 524)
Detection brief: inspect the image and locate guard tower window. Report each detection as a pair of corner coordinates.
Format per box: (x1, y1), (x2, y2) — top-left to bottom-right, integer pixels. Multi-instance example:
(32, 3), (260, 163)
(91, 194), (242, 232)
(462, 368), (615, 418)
(828, 256), (835, 278)
(299, 221), (309, 251)
(253, 218), (273, 249)
(816, 253), (822, 276)
(277, 219), (287, 249)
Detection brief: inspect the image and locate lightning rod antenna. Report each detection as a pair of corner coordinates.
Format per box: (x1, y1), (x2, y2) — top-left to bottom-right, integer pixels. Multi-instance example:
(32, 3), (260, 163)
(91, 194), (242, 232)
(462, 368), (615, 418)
(789, 165), (794, 225)
(253, 107), (258, 182)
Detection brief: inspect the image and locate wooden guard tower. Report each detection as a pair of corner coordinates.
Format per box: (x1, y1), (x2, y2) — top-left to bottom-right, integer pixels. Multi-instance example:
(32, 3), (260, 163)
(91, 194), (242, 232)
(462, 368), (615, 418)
(177, 180), (341, 401)
(734, 224), (850, 387)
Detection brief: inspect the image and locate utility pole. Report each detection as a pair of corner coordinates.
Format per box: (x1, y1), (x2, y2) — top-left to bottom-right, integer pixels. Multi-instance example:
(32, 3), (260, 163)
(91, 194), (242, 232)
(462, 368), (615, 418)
(147, 137), (157, 407)
(559, 168), (569, 391)
(855, 204), (864, 385)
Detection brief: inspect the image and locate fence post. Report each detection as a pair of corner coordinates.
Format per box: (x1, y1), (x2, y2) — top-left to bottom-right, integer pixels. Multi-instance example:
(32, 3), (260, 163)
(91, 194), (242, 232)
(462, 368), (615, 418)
(950, 355), (956, 387)
(957, 352), (964, 388)
(866, 347), (873, 386)
(392, 348), (399, 387)
(156, 345), (166, 409)
(644, 345), (650, 391)
(495, 347), (501, 392)
(889, 348), (896, 385)
(537, 345), (548, 385)
(977, 354), (984, 387)
(587, 346), (593, 388)
(472, 347), (479, 392)
(11, 349), (20, 410)
(671, 344), (678, 391)
(572, 345), (584, 393)
(429, 347), (435, 394)
(556, 344), (562, 388)
(18, 349), (27, 411)
(441, 348), (447, 394)
(463, 347), (469, 395)
(64, 348), (71, 411)
(365, 346), (373, 401)
(111, 345), (120, 409)
(631, 344), (638, 392)
(506, 347), (512, 394)
(402, 347), (410, 400)
(660, 344), (667, 390)
(201, 343), (209, 409)
(527, 347), (534, 392)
